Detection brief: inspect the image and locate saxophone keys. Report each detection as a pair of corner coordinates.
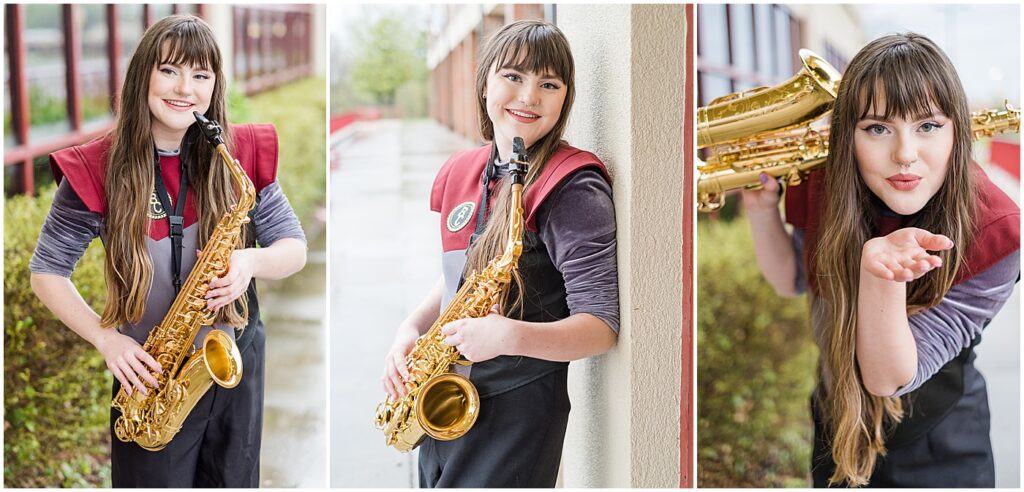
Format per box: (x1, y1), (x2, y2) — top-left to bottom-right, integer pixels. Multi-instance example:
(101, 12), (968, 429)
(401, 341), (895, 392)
(784, 168), (804, 187)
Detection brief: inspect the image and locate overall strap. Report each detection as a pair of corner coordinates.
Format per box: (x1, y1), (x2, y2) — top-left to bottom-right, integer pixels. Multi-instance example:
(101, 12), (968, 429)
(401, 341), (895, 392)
(152, 149), (189, 294)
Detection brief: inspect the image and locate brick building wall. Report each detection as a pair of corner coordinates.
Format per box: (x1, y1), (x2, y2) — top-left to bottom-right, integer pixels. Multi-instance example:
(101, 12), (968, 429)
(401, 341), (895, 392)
(427, 4), (546, 143)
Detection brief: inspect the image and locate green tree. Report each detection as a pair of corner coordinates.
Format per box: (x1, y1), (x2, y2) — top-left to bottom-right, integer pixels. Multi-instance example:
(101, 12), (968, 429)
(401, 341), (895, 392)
(349, 17), (418, 106)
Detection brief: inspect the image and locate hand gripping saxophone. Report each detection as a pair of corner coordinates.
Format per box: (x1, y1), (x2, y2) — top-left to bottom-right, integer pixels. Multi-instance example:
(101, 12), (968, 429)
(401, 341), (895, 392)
(696, 49), (1021, 212)
(374, 137), (530, 452)
(111, 112), (255, 451)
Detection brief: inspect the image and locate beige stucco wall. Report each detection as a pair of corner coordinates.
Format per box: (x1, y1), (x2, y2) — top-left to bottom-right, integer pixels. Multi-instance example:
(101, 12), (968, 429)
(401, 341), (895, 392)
(558, 4), (686, 487)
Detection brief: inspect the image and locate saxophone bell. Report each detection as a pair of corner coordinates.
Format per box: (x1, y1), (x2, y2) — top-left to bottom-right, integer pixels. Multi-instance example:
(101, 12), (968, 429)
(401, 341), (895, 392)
(695, 49), (1021, 212)
(201, 329), (243, 389)
(417, 373), (480, 441)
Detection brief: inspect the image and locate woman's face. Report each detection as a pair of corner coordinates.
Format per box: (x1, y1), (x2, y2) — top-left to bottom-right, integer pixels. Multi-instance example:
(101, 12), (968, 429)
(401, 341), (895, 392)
(148, 53), (215, 149)
(485, 62), (567, 159)
(854, 97), (953, 215)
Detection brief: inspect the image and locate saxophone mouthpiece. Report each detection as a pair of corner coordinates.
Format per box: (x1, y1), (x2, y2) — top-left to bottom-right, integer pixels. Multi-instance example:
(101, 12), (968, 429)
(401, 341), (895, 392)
(509, 137), (528, 185)
(193, 111), (226, 147)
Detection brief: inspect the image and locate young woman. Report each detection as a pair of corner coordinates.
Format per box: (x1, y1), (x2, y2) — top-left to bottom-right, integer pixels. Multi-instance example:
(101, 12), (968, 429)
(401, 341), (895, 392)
(743, 33), (1019, 487)
(29, 15), (307, 487)
(381, 20), (619, 487)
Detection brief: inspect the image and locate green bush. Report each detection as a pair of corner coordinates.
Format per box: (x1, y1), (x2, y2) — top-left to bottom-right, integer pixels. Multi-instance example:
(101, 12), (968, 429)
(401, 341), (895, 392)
(4, 185), (111, 487)
(27, 86), (69, 127)
(26, 87), (110, 128)
(241, 77), (327, 227)
(697, 217), (818, 487)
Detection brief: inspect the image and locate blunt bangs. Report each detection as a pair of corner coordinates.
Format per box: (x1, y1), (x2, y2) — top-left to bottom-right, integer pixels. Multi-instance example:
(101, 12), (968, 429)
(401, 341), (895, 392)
(157, 19), (221, 72)
(853, 42), (958, 122)
(491, 24), (573, 84)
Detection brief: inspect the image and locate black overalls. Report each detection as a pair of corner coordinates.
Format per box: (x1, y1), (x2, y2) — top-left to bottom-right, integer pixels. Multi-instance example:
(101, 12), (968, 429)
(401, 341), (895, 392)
(418, 233), (573, 488)
(811, 341), (994, 487)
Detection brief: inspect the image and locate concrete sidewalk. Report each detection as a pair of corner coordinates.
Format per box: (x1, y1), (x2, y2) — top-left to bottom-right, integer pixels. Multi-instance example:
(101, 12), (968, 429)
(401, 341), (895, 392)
(329, 119), (473, 487)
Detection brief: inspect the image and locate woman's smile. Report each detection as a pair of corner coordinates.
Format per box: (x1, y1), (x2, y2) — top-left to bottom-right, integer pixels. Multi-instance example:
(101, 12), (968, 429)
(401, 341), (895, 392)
(161, 98), (197, 112)
(505, 108), (541, 123)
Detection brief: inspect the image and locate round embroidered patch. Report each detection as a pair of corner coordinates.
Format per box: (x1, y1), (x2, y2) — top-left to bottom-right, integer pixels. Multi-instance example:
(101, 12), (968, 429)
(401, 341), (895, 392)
(446, 201), (476, 232)
(147, 191), (173, 220)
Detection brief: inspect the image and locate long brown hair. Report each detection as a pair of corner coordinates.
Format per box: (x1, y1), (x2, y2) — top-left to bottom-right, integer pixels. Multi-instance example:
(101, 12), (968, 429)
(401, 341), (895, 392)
(102, 14), (248, 329)
(814, 33), (975, 485)
(463, 20), (576, 302)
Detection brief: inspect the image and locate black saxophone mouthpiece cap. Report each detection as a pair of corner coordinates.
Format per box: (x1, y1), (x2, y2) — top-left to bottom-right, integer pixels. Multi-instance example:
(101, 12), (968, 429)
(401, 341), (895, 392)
(512, 137), (526, 160)
(509, 137), (528, 185)
(193, 111), (225, 147)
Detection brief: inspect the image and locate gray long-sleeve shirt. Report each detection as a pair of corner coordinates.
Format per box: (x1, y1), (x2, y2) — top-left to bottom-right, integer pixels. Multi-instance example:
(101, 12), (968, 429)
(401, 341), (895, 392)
(30, 178), (305, 345)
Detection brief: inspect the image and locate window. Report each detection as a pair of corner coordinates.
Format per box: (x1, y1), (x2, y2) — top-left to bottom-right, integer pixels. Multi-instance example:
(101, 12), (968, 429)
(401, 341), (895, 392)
(696, 4), (803, 106)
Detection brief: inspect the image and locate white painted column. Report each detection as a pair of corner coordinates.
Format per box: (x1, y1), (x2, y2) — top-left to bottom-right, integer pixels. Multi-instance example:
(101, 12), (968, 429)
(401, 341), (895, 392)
(205, 4), (234, 87)
(558, 4), (687, 488)
(311, 5), (326, 76)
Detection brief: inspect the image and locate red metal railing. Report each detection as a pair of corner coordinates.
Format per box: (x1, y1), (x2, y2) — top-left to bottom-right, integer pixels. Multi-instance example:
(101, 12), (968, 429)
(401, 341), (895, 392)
(5, 3), (313, 196)
(990, 140), (1021, 181)
(233, 5), (314, 95)
(4, 4), (203, 195)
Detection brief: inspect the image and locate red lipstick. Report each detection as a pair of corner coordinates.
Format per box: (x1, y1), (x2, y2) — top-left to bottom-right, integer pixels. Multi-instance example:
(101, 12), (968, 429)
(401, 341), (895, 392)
(506, 108), (540, 124)
(163, 99), (195, 112)
(886, 173), (921, 191)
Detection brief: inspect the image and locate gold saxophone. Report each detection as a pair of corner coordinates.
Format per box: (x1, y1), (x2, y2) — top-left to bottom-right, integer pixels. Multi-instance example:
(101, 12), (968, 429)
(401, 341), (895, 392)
(697, 49), (1021, 212)
(111, 112), (255, 451)
(374, 137), (530, 452)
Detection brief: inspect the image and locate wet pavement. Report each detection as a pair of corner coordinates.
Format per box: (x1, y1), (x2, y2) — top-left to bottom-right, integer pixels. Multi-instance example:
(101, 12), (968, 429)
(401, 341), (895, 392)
(259, 225), (328, 488)
(329, 119), (472, 487)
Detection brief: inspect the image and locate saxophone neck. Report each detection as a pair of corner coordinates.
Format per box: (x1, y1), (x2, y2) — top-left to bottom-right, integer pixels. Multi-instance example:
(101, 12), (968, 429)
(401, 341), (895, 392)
(502, 183), (524, 260)
(193, 112), (256, 214)
(217, 145), (256, 210)
(502, 137), (528, 262)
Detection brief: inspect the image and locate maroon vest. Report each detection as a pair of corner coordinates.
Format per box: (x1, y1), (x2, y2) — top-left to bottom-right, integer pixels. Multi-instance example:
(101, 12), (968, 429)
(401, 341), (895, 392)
(429, 143), (611, 397)
(430, 143), (611, 247)
(48, 124), (279, 242)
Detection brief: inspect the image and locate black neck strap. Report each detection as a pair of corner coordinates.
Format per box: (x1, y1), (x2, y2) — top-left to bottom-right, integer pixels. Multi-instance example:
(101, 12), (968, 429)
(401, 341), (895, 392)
(469, 146), (500, 246)
(153, 149), (189, 294)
